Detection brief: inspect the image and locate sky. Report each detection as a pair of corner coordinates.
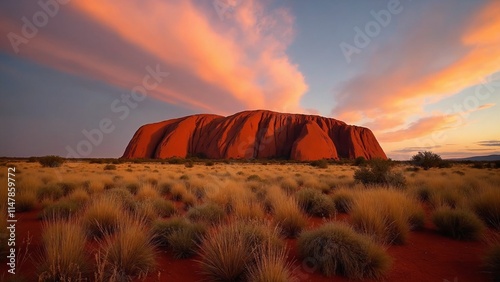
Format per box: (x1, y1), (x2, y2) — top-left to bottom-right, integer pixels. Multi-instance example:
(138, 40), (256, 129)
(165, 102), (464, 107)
(0, 0), (499, 160)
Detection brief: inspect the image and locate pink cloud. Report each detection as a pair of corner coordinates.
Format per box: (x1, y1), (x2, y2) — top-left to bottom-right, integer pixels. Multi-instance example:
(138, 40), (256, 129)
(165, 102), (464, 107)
(378, 114), (458, 143)
(332, 1), (500, 134)
(1, 0), (308, 114)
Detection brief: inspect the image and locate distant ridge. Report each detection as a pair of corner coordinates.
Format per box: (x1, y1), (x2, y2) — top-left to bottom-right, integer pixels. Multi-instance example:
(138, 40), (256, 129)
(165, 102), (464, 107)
(122, 110), (387, 161)
(447, 154), (500, 162)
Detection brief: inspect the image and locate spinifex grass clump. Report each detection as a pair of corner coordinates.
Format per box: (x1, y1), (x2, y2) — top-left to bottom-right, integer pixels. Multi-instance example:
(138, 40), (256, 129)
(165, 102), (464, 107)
(39, 199), (83, 220)
(471, 188), (500, 229)
(350, 189), (424, 244)
(152, 217), (207, 258)
(266, 187), (307, 238)
(432, 207), (485, 241)
(331, 188), (355, 213)
(82, 195), (124, 238)
(97, 215), (156, 280)
(39, 218), (88, 281)
(187, 203), (225, 224)
(297, 223), (391, 279)
(246, 241), (294, 282)
(198, 221), (285, 281)
(295, 188), (335, 217)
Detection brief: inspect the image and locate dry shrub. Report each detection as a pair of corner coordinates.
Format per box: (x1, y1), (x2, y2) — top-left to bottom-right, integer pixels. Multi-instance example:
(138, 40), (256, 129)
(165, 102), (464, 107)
(297, 223), (391, 279)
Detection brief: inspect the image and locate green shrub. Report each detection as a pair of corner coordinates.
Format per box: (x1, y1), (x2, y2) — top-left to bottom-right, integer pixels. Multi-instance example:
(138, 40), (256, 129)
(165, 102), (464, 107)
(187, 203), (225, 224)
(247, 174), (262, 182)
(205, 161), (215, 166)
(296, 188), (335, 217)
(354, 159), (405, 188)
(411, 151), (444, 170)
(297, 223), (391, 279)
(184, 161), (194, 168)
(38, 155), (65, 168)
(103, 164), (116, 170)
(354, 156), (367, 166)
(310, 159), (328, 168)
(168, 157), (185, 164)
(432, 207), (485, 240)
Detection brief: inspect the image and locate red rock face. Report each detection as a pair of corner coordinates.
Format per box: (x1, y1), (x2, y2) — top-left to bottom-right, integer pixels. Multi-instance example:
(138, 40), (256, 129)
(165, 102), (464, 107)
(122, 110), (387, 161)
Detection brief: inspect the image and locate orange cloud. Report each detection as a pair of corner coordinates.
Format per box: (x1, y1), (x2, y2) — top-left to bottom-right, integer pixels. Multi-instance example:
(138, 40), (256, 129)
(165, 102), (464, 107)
(378, 114), (458, 143)
(0, 0), (307, 114)
(71, 0), (307, 113)
(333, 1), (500, 134)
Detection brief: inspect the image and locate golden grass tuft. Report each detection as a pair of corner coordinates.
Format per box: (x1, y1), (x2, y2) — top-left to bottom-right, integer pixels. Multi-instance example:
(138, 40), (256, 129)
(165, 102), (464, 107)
(471, 187), (500, 229)
(38, 217), (88, 281)
(136, 183), (159, 201)
(97, 214), (156, 280)
(247, 241), (294, 282)
(82, 195), (124, 238)
(198, 221), (284, 281)
(350, 188), (424, 244)
(267, 186), (307, 238)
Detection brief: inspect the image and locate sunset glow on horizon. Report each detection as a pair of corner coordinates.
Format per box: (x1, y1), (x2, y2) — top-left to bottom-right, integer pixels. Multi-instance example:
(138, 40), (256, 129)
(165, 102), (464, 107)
(1, 0), (499, 159)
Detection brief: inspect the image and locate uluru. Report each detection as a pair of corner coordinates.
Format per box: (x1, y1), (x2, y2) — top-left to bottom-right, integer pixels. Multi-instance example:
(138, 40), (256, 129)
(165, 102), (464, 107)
(122, 110), (387, 161)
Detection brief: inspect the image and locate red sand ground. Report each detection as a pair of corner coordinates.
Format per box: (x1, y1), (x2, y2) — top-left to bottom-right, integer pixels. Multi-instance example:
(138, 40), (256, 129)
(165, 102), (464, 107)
(0, 209), (491, 282)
